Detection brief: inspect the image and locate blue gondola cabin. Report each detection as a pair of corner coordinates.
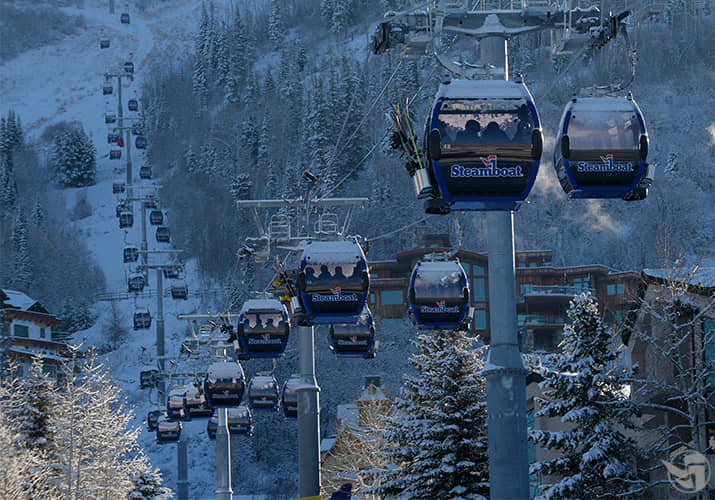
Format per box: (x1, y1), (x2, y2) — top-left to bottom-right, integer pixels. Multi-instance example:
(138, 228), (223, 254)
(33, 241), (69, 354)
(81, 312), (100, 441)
(329, 306), (376, 358)
(204, 362), (245, 408)
(237, 299), (290, 358)
(553, 94), (652, 200)
(408, 260), (470, 331)
(422, 79), (543, 212)
(297, 240), (370, 325)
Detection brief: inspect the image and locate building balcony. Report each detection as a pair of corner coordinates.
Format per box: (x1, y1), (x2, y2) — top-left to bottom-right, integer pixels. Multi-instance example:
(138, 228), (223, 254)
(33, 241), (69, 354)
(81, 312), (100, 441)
(519, 285), (596, 308)
(518, 314), (566, 328)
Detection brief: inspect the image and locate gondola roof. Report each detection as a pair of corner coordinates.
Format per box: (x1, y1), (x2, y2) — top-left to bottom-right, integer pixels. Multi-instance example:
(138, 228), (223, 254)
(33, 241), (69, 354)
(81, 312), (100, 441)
(301, 240), (365, 263)
(435, 80), (528, 100)
(240, 298), (286, 313)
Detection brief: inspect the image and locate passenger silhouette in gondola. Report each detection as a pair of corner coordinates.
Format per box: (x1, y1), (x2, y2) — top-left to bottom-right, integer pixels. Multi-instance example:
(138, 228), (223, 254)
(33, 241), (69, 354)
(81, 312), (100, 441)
(264, 317), (275, 330)
(304, 266), (316, 284)
(318, 264), (331, 281)
(513, 106), (533, 143)
(456, 119), (481, 143)
(481, 121), (510, 143)
(254, 317), (263, 329)
(333, 266), (347, 281)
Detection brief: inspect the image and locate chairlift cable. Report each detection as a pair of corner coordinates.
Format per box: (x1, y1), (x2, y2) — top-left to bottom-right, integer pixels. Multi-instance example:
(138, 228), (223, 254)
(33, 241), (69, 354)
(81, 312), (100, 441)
(367, 217), (428, 242)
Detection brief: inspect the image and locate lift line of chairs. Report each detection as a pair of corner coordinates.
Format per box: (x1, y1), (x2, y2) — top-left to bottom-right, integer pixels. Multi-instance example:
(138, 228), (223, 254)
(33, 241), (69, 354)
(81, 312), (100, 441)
(146, 362), (300, 442)
(407, 79), (653, 215)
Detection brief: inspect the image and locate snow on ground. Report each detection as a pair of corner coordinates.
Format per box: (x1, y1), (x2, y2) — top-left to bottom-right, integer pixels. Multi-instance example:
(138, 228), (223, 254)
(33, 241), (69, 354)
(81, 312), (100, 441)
(0, 1), (257, 497)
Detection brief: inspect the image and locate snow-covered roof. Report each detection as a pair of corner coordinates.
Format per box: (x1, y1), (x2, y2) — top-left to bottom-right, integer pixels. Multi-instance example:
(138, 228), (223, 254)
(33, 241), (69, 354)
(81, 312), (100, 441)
(568, 95), (637, 112)
(207, 361), (244, 379)
(320, 437), (337, 453)
(240, 298), (286, 314)
(1, 289), (38, 311)
(301, 240), (365, 264)
(644, 267), (715, 288)
(336, 404), (359, 429)
(357, 385), (386, 402)
(437, 79), (527, 100)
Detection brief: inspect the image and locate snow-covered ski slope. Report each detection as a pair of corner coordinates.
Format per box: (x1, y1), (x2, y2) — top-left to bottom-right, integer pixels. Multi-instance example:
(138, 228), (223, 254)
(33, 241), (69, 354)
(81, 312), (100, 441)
(1, 1), (274, 498)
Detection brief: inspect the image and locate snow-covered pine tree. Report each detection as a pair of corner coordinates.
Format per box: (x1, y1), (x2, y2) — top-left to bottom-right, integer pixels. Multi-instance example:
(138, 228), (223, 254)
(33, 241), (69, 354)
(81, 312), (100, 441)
(1, 358), (61, 498)
(0, 123), (19, 216)
(31, 199), (45, 229)
(530, 292), (646, 499)
(376, 329), (490, 500)
(53, 126), (96, 187)
(268, 0), (285, 49)
(12, 207), (32, 291)
(0, 374), (52, 500)
(331, 0), (351, 35)
(127, 469), (174, 499)
(192, 57), (209, 110)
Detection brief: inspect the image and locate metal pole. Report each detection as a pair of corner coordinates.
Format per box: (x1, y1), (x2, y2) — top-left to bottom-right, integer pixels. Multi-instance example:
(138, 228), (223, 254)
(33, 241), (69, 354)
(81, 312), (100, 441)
(177, 432), (189, 500)
(109, 0), (115, 15)
(156, 269), (165, 396)
(141, 201), (148, 275)
(297, 325), (321, 497)
(215, 407), (233, 500)
(480, 38), (529, 500)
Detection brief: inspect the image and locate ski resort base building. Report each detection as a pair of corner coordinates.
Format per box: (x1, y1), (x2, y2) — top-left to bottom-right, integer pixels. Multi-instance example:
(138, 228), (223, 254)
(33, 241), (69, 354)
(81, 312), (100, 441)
(368, 231), (639, 353)
(0, 289), (74, 378)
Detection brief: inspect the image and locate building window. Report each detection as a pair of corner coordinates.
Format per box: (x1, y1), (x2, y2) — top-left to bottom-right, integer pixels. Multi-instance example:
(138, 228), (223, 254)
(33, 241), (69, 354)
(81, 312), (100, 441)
(380, 290), (403, 305)
(607, 284), (616, 295)
(369, 292), (375, 305)
(474, 309), (487, 330)
(472, 278), (486, 302)
(370, 273), (378, 279)
(40, 328), (46, 339)
(42, 365), (57, 378)
(573, 277), (589, 290)
(13, 324), (29, 338)
(529, 261), (538, 268)
(472, 264), (485, 277)
(617, 283), (625, 295)
(615, 310), (623, 323)
(520, 283), (534, 295)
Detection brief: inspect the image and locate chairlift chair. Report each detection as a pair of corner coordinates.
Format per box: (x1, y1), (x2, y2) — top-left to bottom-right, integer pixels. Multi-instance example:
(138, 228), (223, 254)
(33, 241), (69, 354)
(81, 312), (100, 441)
(329, 306), (376, 358)
(116, 202), (129, 217)
(227, 406), (253, 436)
(247, 375), (280, 411)
(155, 416), (181, 443)
(170, 279), (188, 300)
(204, 361), (246, 407)
(163, 265), (181, 279)
(184, 386), (212, 418)
(133, 307), (152, 330)
(166, 387), (191, 421)
(553, 94), (652, 200)
(127, 272), (145, 293)
(280, 376), (300, 419)
(408, 260), (470, 331)
(146, 409), (162, 431)
(422, 79), (543, 212)
(143, 197), (158, 209)
(149, 209), (163, 225)
(155, 226), (170, 243)
(123, 246), (139, 263)
(140, 369), (159, 389)
(296, 240), (370, 325)
(119, 211), (134, 229)
(237, 299), (290, 358)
